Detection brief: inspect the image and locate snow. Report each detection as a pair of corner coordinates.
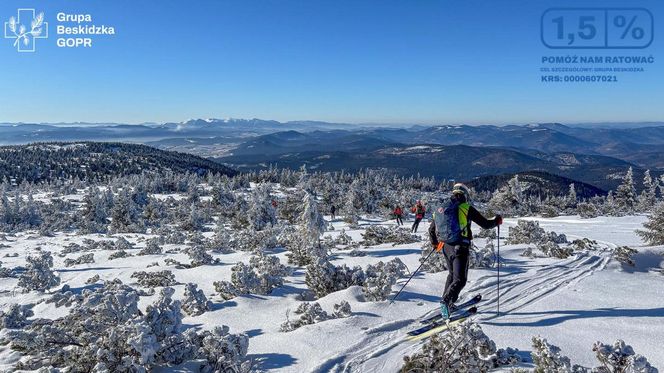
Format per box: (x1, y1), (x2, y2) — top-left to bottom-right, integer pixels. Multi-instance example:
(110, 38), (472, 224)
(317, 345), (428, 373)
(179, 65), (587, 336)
(0, 211), (662, 371)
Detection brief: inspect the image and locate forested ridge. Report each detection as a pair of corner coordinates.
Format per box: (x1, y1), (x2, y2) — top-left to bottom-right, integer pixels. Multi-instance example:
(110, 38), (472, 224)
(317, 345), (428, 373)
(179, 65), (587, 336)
(0, 142), (236, 184)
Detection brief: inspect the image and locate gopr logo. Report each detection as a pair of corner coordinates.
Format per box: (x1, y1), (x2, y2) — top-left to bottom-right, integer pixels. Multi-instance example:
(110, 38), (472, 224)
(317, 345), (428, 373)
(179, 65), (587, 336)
(4, 9), (48, 52)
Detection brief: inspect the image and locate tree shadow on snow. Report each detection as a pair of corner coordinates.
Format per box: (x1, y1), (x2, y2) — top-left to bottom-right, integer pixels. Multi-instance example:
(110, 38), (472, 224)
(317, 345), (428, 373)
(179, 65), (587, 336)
(620, 251), (664, 274)
(365, 248), (421, 258)
(244, 328), (264, 338)
(249, 353), (298, 370)
(391, 290), (440, 303)
(210, 300), (237, 311)
(482, 307), (664, 327)
(57, 266), (118, 273)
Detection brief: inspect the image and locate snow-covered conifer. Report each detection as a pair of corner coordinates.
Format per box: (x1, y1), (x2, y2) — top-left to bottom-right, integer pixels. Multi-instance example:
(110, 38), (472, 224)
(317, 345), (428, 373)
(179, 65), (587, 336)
(280, 302), (329, 332)
(185, 245), (216, 267)
(64, 253), (95, 267)
(17, 251), (60, 292)
(566, 183), (577, 208)
(402, 321), (514, 372)
(131, 270), (176, 287)
(108, 250), (133, 260)
(0, 304), (34, 329)
(615, 167), (638, 214)
(109, 189), (144, 233)
(80, 187), (108, 233)
(638, 170), (658, 212)
(301, 190), (326, 244)
(489, 175), (523, 216)
(592, 339), (658, 373)
(114, 236), (134, 251)
(612, 246), (638, 266)
(637, 202), (664, 245)
(144, 287), (182, 339)
(180, 202), (204, 231)
(361, 225), (419, 246)
(333, 301), (352, 318)
(363, 258), (407, 301)
(577, 202), (600, 219)
(305, 259), (365, 298)
(531, 336), (573, 373)
(247, 184), (277, 231)
(198, 326), (251, 373)
(181, 283), (213, 316)
(138, 239), (163, 255)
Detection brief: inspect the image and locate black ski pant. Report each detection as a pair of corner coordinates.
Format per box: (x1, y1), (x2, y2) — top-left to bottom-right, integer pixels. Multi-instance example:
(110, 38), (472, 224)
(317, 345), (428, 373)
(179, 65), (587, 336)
(411, 217), (422, 232)
(442, 243), (470, 304)
(395, 216), (403, 226)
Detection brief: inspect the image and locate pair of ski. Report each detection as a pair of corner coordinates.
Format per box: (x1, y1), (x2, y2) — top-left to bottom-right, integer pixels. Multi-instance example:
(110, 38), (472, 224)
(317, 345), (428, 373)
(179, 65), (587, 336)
(406, 294), (481, 341)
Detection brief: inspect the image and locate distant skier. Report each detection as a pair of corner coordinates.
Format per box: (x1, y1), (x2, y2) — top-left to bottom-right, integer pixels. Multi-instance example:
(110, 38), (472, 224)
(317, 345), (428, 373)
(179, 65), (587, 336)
(429, 183), (502, 319)
(330, 204), (336, 220)
(393, 205), (404, 226)
(411, 200), (426, 233)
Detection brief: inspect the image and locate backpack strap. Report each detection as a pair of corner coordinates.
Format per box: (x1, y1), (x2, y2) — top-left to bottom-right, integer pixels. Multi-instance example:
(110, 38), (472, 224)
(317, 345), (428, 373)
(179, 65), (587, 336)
(458, 202), (470, 240)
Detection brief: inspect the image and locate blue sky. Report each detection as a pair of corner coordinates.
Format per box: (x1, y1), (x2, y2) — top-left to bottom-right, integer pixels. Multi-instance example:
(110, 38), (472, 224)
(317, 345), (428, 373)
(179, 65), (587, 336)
(0, 0), (662, 124)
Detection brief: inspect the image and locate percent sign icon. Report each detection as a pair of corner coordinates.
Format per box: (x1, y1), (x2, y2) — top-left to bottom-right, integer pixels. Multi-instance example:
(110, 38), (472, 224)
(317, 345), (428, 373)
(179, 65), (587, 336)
(541, 8), (654, 49)
(614, 15), (645, 39)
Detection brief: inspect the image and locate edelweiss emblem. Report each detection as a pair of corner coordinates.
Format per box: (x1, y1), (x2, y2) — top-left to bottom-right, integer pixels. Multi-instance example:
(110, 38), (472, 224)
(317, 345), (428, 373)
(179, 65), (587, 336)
(4, 9), (48, 52)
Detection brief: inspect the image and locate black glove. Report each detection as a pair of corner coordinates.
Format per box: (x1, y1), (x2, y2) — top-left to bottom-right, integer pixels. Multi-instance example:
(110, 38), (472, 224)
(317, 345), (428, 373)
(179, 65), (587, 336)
(495, 215), (503, 225)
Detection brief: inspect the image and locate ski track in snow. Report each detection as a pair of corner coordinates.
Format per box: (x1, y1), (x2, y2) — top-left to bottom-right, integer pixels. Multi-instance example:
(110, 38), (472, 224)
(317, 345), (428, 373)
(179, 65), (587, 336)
(316, 238), (616, 372)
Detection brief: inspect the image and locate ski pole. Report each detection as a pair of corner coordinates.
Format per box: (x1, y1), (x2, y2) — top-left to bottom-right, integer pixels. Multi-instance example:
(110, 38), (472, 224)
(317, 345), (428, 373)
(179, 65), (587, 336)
(390, 244), (438, 304)
(497, 224), (500, 317)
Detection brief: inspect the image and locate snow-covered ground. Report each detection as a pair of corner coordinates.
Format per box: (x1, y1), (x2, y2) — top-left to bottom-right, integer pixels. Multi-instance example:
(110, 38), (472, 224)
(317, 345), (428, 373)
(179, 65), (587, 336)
(1, 214), (662, 372)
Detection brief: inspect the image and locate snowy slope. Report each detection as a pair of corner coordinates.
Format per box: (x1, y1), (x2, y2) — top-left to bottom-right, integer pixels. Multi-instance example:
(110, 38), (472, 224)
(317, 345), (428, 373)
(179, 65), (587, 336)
(0, 214), (662, 372)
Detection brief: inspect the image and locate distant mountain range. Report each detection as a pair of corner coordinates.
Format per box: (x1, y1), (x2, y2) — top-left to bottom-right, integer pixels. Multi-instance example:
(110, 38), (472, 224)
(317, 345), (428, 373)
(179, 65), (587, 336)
(3, 119), (664, 194)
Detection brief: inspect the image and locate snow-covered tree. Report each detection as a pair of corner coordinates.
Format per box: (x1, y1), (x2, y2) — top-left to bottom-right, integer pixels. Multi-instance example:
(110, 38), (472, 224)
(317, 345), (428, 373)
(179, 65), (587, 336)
(17, 251), (60, 292)
(131, 270), (176, 287)
(180, 203), (204, 231)
(566, 183), (577, 208)
(638, 170), (658, 211)
(0, 304), (34, 329)
(282, 191), (329, 266)
(301, 191), (326, 245)
(181, 283), (213, 316)
(592, 339), (658, 373)
(305, 259), (365, 298)
(280, 302), (329, 332)
(247, 184), (277, 231)
(109, 189), (144, 233)
(64, 253), (95, 267)
(612, 246), (638, 266)
(80, 187), (109, 233)
(214, 253), (289, 299)
(361, 225), (419, 246)
(531, 336), (573, 373)
(615, 167), (638, 214)
(637, 202), (664, 245)
(185, 245), (216, 267)
(8, 279), (251, 372)
(530, 336), (658, 373)
(402, 321), (520, 372)
(577, 201), (600, 219)
(197, 326), (251, 373)
(138, 240), (163, 256)
(489, 175), (523, 216)
(333, 300), (352, 318)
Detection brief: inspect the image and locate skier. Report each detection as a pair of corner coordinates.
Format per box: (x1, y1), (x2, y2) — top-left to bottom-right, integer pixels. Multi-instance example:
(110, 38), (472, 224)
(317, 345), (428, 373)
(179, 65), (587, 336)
(330, 204), (336, 220)
(411, 200), (426, 233)
(393, 205), (404, 226)
(429, 183), (502, 319)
